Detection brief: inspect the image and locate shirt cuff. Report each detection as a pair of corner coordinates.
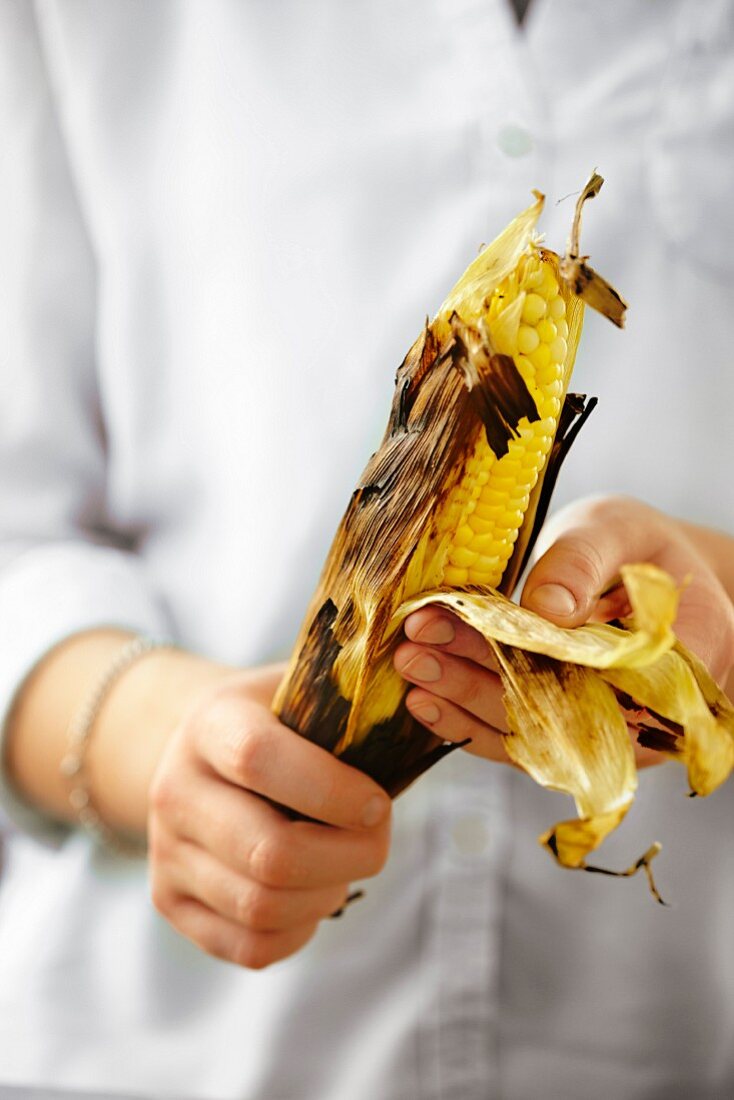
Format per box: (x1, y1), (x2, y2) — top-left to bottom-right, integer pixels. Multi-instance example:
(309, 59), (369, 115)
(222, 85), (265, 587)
(0, 541), (174, 845)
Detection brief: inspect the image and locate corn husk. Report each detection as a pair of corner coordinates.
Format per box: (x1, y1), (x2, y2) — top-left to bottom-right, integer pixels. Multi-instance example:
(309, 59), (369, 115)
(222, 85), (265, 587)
(273, 177), (734, 896)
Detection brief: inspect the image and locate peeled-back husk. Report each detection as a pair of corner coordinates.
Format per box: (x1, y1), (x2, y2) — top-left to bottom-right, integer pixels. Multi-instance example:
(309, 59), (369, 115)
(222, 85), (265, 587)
(399, 564), (734, 896)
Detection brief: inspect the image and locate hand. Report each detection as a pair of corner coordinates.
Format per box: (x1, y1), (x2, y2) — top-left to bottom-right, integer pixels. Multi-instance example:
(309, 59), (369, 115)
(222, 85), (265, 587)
(148, 665), (391, 969)
(394, 495), (734, 768)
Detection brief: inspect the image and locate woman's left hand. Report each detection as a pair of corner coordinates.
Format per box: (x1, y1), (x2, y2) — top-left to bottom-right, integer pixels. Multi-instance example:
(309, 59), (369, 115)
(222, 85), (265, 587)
(394, 495), (734, 769)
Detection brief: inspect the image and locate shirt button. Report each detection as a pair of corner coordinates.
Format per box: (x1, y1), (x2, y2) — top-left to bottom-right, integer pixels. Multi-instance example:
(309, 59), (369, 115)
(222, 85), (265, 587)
(497, 123), (534, 158)
(451, 814), (490, 856)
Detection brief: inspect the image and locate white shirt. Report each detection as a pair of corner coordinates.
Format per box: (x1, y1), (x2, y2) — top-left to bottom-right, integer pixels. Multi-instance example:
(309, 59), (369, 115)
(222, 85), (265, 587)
(0, 2), (733, 1098)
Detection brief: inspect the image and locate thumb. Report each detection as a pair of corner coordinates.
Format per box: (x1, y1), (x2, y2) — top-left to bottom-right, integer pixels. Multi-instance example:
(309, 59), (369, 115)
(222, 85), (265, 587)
(521, 501), (664, 627)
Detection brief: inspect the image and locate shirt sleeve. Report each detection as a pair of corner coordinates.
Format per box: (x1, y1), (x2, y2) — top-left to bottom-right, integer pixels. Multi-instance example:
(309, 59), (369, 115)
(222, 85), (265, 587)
(0, 3), (174, 842)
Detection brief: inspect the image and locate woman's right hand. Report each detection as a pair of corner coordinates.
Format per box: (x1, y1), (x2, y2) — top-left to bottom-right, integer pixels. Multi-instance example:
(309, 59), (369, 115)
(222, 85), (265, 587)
(147, 664), (392, 970)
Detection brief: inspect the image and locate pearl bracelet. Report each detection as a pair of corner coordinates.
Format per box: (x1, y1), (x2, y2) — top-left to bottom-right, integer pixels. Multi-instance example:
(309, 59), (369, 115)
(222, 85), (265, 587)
(60, 635), (168, 852)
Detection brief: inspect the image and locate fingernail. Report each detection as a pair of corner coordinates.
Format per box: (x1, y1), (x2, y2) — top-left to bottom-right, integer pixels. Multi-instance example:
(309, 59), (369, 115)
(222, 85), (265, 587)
(403, 653), (441, 682)
(529, 583), (576, 618)
(409, 700), (440, 724)
(361, 795), (389, 828)
(415, 618), (455, 645)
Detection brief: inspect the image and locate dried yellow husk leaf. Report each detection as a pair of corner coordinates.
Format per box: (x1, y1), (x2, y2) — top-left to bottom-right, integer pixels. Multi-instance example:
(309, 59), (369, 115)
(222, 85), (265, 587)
(397, 563), (734, 888)
(396, 563), (678, 672)
(496, 647), (636, 867)
(436, 191), (544, 329)
(558, 172), (627, 329)
(601, 647), (734, 798)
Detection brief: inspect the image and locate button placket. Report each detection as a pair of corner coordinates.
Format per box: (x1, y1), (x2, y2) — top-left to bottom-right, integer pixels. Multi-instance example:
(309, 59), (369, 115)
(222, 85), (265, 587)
(417, 755), (512, 1100)
(450, 811), (492, 857)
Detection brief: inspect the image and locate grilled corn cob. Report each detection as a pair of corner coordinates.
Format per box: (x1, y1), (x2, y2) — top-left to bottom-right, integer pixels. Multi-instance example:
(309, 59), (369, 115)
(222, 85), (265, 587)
(273, 175), (734, 894)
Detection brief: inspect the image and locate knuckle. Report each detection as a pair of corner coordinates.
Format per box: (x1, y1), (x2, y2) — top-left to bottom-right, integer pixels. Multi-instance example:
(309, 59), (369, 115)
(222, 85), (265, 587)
(250, 832), (294, 887)
(309, 771), (339, 821)
(560, 534), (605, 592)
(199, 676), (251, 717)
(235, 885), (279, 931)
(539, 495), (641, 558)
(232, 725), (270, 785)
(146, 821), (171, 866)
(456, 665), (483, 709)
(461, 624), (491, 663)
(179, 681), (237, 740)
(148, 771), (178, 817)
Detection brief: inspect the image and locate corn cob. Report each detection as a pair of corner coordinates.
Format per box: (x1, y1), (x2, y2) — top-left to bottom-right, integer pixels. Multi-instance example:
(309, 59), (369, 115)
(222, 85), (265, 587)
(273, 176), (734, 894)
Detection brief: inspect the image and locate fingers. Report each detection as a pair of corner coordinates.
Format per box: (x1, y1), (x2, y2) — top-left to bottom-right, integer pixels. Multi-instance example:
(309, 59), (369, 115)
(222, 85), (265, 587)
(521, 496), (667, 626)
(521, 496), (734, 681)
(394, 641), (508, 733)
(152, 770), (390, 889)
(193, 686), (391, 830)
(165, 838), (349, 931)
(148, 671), (396, 969)
(403, 609), (498, 669)
(157, 894), (320, 970)
(404, 688), (510, 763)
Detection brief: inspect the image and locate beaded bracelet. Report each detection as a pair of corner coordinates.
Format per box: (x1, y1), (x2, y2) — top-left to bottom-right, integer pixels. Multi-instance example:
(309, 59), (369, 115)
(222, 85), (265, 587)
(60, 635), (168, 852)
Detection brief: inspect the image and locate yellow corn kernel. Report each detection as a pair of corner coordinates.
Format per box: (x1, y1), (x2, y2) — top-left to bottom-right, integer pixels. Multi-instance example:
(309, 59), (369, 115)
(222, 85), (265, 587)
(467, 514), (493, 535)
(480, 487), (510, 506)
(473, 554), (502, 575)
(548, 295), (566, 320)
(471, 533), (501, 555)
(489, 475), (522, 494)
(521, 292), (547, 325)
(529, 342), (552, 371)
(444, 565), (469, 585)
(550, 336), (568, 363)
(453, 524), (474, 547)
(537, 368), (559, 391)
(515, 353), (535, 378)
(546, 378), (564, 399)
(537, 318), (558, 345)
(449, 546), (479, 569)
(473, 501), (506, 521)
(517, 325), (540, 354)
